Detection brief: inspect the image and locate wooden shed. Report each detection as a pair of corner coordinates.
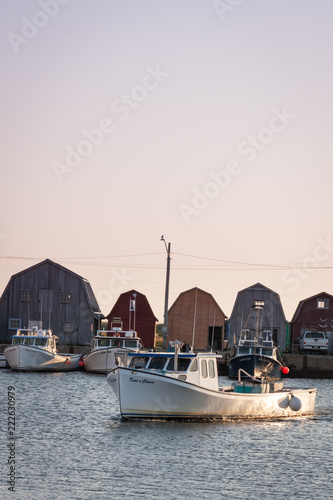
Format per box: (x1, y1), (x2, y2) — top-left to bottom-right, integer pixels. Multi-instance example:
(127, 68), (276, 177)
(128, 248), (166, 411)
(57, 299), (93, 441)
(106, 289), (158, 348)
(0, 259), (102, 345)
(227, 283), (288, 351)
(290, 292), (333, 353)
(167, 287), (226, 351)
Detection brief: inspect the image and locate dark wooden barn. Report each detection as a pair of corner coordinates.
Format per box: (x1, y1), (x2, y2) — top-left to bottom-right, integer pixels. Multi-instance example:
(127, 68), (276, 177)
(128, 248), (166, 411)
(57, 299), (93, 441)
(227, 283), (288, 351)
(106, 289), (158, 348)
(0, 259), (102, 345)
(167, 287), (227, 351)
(291, 292), (333, 353)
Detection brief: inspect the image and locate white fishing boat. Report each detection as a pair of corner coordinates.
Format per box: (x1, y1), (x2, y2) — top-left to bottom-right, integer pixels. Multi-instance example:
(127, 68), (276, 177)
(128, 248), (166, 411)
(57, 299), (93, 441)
(107, 342), (316, 420)
(83, 326), (142, 373)
(4, 327), (81, 371)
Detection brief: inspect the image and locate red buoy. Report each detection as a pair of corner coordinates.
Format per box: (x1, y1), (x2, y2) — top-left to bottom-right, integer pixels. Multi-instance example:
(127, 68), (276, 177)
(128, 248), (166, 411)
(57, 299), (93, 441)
(66, 359), (71, 365)
(79, 360), (84, 367)
(282, 366), (289, 375)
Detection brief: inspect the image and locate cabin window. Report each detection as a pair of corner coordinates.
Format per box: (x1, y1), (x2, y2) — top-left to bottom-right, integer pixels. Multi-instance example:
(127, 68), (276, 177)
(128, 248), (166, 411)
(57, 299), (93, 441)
(9, 319), (21, 330)
(201, 359), (208, 378)
(190, 358), (198, 372)
(148, 357), (168, 370)
(13, 338), (24, 345)
(317, 298), (329, 309)
(124, 340), (138, 348)
(111, 339), (123, 347)
(60, 292), (71, 304)
(208, 359), (215, 378)
(128, 356), (149, 369)
(98, 339), (111, 347)
(238, 347), (251, 355)
(166, 358), (191, 372)
(261, 348), (273, 356)
(24, 338), (35, 346)
(35, 339), (47, 346)
(254, 300), (265, 308)
(20, 290), (32, 302)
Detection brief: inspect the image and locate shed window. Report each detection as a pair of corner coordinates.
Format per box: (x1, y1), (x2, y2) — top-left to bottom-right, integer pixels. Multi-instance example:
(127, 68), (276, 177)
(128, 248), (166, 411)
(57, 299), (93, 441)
(63, 322), (75, 334)
(60, 292), (71, 304)
(255, 300), (265, 308)
(9, 318), (21, 330)
(21, 291), (32, 302)
(317, 299), (329, 309)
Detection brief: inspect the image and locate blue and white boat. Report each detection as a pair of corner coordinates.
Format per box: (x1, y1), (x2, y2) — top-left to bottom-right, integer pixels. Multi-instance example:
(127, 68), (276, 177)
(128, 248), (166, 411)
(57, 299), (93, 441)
(107, 342), (316, 421)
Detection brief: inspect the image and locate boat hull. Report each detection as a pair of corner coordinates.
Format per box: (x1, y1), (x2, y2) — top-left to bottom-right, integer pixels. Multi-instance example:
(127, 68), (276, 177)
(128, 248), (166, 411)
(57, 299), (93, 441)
(228, 354), (283, 379)
(84, 349), (128, 373)
(4, 345), (80, 371)
(107, 367), (316, 420)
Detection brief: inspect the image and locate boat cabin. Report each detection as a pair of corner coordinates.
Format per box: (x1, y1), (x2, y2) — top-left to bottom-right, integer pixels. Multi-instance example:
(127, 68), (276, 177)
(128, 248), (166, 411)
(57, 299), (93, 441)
(92, 330), (142, 350)
(239, 328), (274, 347)
(124, 352), (221, 391)
(11, 328), (57, 352)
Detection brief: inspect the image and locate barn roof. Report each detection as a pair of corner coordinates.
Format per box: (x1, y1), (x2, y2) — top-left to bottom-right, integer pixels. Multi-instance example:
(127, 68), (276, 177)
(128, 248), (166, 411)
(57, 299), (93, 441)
(0, 258), (102, 318)
(169, 287), (226, 318)
(291, 291), (333, 323)
(107, 289), (158, 322)
(229, 282), (287, 322)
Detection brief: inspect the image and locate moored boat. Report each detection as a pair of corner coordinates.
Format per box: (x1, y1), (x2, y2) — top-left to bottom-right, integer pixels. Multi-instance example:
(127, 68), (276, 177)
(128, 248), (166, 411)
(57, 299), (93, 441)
(4, 327), (81, 371)
(83, 326), (142, 373)
(106, 343), (316, 420)
(228, 304), (289, 379)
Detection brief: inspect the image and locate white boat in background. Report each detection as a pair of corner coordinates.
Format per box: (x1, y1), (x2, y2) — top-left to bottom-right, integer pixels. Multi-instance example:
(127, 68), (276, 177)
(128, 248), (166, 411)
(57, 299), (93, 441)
(83, 326), (143, 373)
(4, 327), (81, 371)
(107, 342), (316, 421)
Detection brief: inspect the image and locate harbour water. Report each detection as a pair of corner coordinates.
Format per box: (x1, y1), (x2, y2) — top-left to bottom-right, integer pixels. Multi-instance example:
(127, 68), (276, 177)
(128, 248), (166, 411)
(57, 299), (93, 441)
(1, 370), (332, 500)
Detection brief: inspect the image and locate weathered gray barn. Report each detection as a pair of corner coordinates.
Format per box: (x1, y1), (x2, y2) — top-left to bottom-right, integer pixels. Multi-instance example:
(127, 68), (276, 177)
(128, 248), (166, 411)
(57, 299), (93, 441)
(0, 259), (102, 344)
(227, 283), (289, 351)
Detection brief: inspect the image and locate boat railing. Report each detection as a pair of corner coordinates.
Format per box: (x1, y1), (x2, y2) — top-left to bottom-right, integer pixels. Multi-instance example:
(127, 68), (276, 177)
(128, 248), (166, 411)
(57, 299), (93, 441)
(237, 368), (263, 384)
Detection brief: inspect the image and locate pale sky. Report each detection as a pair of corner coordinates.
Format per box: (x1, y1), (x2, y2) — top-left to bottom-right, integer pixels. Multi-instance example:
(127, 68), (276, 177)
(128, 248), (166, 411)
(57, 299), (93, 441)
(1, 0), (333, 323)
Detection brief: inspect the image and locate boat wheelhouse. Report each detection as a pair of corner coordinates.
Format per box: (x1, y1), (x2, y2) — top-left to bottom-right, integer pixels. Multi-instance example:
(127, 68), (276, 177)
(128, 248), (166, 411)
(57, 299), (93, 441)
(83, 326), (142, 373)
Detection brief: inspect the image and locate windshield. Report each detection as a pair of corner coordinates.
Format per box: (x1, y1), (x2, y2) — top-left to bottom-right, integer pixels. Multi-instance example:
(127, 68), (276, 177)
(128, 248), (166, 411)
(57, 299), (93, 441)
(128, 356), (149, 369)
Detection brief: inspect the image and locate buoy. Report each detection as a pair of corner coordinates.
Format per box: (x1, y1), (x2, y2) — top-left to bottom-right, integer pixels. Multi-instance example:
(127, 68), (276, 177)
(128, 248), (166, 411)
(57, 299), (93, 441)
(289, 395), (302, 411)
(79, 360), (84, 367)
(282, 366), (289, 375)
(66, 359), (71, 365)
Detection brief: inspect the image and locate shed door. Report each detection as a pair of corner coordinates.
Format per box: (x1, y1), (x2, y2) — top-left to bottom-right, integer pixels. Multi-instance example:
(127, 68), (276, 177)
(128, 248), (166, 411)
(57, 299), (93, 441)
(39, 289), (54, 313)
(208, 326), (222, 350)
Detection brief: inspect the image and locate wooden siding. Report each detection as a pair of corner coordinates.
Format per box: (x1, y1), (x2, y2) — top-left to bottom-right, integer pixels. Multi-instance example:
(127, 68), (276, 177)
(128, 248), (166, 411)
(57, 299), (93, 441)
(228, 283), (288, 351)
(106, 289), (158, 348)
(167, 288), (226, 350)
(0, 259), (102, 344)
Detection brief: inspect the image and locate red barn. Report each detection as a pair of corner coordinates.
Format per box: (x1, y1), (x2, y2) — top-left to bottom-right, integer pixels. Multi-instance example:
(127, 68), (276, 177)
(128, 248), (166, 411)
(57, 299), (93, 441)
(291, 291), (333, 351)
(106, 290), (158, 348)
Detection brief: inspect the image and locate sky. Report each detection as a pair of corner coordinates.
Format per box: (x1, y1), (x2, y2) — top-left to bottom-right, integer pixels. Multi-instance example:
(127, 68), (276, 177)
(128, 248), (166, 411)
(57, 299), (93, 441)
(1, 0), (333, 324)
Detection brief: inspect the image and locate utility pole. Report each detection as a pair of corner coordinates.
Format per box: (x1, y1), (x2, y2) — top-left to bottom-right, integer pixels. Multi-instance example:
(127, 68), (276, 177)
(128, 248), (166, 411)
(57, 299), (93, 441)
(161, 236), (171, 349)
